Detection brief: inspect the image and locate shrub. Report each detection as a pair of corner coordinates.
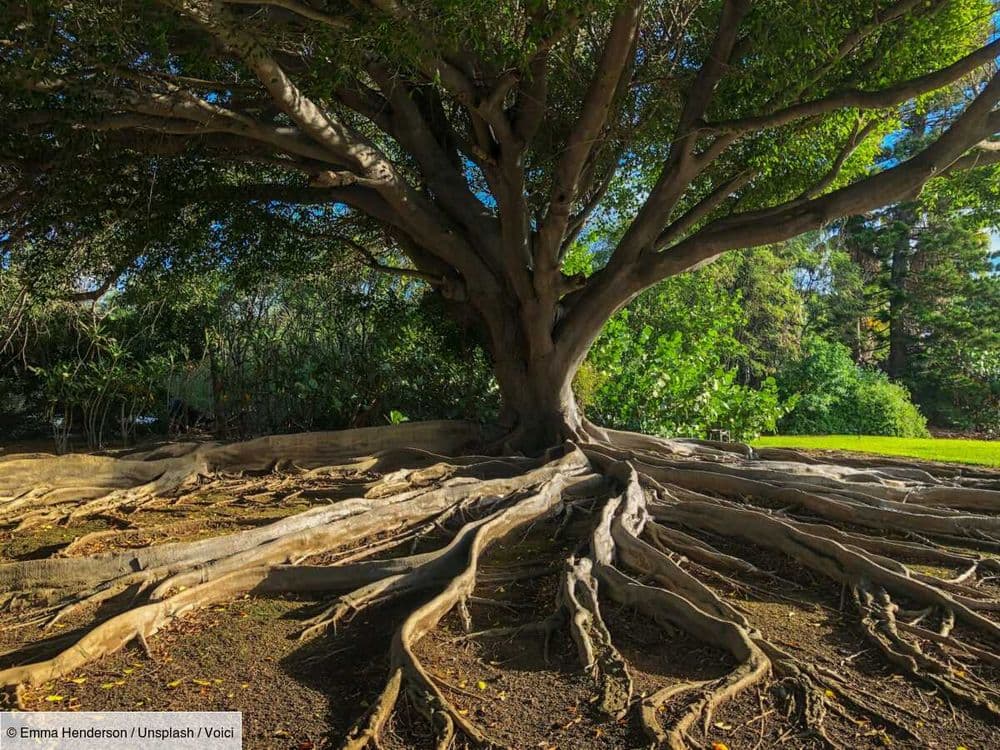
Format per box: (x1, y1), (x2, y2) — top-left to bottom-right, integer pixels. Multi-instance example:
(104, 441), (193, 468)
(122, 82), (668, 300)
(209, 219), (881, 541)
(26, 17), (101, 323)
(777, 337), (928, 437)
(577, 283), (792, 441)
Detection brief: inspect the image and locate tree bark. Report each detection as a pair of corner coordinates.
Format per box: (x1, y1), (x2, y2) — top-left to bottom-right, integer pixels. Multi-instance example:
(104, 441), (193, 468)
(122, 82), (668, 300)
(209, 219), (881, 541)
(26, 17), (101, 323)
(493, 351), (584, 449)
(467, 293), (593, 452)
(887, 202), (917, 379)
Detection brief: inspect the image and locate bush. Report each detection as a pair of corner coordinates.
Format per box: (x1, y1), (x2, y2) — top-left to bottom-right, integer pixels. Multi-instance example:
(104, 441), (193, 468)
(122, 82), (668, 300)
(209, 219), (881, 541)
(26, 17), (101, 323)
(777, 337), (928, 437)
(576, 278), (792, 441)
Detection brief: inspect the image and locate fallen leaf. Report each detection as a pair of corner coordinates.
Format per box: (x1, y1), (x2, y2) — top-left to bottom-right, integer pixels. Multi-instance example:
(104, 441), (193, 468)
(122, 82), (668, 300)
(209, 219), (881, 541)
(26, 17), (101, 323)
(476, 680), (488, 691)
(711, 743), (729, 750)
(166, 679), (184, 689)
(824, 689), (836, 699)
(193, 679), (212, 686)
(69, 677), (87, 685)
(45, 695), (64, 702)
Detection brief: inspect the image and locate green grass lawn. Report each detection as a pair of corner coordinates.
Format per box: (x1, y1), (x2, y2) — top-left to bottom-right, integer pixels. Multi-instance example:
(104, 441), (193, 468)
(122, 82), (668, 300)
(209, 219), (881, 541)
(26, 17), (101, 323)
(752, 434), (1000, 467)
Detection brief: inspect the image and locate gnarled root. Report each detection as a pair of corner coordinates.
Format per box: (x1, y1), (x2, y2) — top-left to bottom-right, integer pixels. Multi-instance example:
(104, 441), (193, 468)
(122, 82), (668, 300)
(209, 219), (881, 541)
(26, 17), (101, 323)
(3, 421), (1000, 749)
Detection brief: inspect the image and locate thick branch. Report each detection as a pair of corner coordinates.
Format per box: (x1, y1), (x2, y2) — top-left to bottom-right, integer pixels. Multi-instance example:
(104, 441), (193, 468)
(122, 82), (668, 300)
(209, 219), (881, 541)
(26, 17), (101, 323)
(222, 0), (350, 29)
(646, 72), (1000, 280)
(712, 37), (1000, 134)
(535, 0), (641, 271)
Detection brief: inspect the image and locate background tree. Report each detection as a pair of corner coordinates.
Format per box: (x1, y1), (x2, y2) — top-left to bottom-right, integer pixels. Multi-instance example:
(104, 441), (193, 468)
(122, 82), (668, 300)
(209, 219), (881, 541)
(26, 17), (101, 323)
(799, 108), (1000, 431)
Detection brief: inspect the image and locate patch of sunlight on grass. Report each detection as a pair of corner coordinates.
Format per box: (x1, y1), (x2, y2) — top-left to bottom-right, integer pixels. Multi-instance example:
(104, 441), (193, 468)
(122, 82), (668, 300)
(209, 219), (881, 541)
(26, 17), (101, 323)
(751, 435), (1000, 467)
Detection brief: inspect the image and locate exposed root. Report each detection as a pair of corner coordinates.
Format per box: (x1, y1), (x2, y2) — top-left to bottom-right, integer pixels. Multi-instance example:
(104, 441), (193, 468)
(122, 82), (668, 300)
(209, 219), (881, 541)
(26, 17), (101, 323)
(0, 421), (489, 528)
(2, 421), (999, 749)
(559, 554), (634, 718)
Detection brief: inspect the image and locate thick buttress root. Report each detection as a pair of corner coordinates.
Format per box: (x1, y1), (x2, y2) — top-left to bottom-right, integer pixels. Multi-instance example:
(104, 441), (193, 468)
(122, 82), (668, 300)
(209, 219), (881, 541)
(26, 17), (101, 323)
(2, 422), (1000, 748)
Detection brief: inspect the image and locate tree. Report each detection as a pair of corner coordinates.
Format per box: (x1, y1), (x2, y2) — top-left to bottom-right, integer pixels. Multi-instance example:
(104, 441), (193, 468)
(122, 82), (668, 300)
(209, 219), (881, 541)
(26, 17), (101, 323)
(5, 0), (1000, 447)
(833, 197), (1000, 429)
(4, 3), (1000, 747)
(800, 113), (1000, 431)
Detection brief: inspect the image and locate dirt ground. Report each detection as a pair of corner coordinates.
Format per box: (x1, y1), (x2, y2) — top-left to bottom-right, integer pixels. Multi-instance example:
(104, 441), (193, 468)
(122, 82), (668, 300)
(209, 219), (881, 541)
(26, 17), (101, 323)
(2, 447), (999, 749)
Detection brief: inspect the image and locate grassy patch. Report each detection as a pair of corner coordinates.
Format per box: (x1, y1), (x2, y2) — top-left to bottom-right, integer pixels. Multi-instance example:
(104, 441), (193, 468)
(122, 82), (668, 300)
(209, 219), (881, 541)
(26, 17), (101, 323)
(752, 435), (1000, 467)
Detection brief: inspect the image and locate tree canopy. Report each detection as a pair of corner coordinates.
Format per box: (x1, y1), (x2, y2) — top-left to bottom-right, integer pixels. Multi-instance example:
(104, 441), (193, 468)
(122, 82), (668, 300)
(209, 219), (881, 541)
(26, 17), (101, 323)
(4, 0), (1000, 444)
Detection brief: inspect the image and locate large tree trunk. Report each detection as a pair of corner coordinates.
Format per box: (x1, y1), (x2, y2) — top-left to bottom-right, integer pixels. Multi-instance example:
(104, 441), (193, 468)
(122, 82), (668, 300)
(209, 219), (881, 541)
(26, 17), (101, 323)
(473, 293), (596, 452)
(887, 202), (917, 380)
(493, 352), (583, 449)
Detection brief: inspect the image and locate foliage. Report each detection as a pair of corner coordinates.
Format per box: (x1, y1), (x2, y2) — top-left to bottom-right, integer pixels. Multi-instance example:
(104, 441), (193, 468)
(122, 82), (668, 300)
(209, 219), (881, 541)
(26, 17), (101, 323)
(799, 192), (1000, 432)
(776, 337), (928, 438)
(577, 269), (792, 441)
(199, 272), (496, 437)
(15, 302), (188, 450)
(2, 268), (496, 449)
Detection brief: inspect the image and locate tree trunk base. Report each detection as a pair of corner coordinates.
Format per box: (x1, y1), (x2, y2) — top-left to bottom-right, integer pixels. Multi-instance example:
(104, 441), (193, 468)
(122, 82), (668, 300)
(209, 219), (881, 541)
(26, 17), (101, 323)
(2, 422), (1000, 748)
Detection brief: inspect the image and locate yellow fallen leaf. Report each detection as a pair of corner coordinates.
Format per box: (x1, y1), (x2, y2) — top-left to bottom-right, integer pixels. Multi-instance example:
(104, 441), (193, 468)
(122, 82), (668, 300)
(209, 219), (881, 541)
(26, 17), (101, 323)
(824, 689), (836, 699)
(45, 695), (64, 702)
(957, 746), (969, 750)
(458, 709), (469, 716)
(476, 680), (487, 691)
(100, 682), (118, 690)
(240, 683), (250, 689)
(166, 679), (184, 688)
(193, 679), (212, 686)
(711, 743), (729, 750)
(69, 677), (87, 685)
(953, 669), (966, 678)
(122, 668), (135, 675)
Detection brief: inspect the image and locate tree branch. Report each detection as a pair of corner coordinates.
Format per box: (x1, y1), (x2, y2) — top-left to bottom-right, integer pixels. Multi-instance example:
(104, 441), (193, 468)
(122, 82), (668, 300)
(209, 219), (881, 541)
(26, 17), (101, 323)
(336, 236), (444, 286)
(611, 0), (751, 266)
(711, 37), (1000, 134)
(797, 118), (881, 201)
(654, 169), (755, 251)
(221, 0), (350, 29)
(648, 72), (1000, 280)
(535, 0), (642, 271)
